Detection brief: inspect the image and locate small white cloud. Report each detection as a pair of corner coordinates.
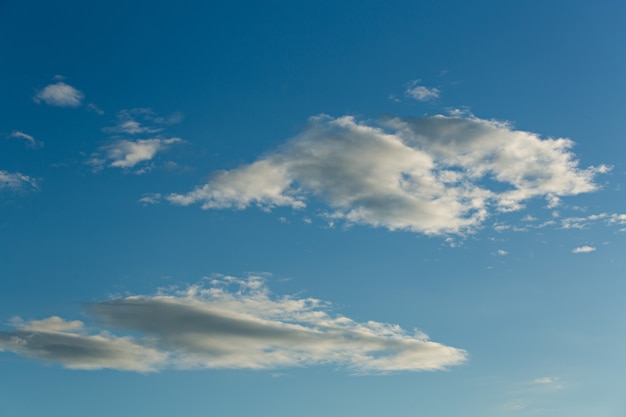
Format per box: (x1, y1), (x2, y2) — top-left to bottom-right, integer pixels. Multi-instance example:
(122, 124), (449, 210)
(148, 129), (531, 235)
(546, 194), (561, 208)
(34, 81), (84, 107)
(139, 193), (162, 205)
(496, 249), (508, 256)
(405, 80), (440, 101)
(572, 245), (596, 253)
(530, 376), (564, 389)
(0, 170), (39, 192)
(89, 138), (182, 172)
(8, 131), (42, 148)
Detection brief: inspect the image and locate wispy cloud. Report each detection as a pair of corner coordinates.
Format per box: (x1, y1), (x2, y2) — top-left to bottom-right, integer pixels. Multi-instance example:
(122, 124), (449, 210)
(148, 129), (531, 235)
(34, 81), (84, 107)
(168, 113), (602, 235)
(7, 131), (43, 148)
(139, 193), (162, 205)
(88, 138), (182, 173)
(87, 103), (105, 115)
(0, 170), (39, 192)
(572, 245), (596, 253)
(530, 376), (563, 389)
(405, 80), (440, 101)
(500, 376), (564, 412)
(104, 108), (183, 135)
(561, 212), (625, 229)
(0, 276), (467, 373)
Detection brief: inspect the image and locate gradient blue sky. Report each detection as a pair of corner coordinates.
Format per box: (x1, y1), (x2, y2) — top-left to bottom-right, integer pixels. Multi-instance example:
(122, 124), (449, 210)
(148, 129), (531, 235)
(1, 1), (626, 416)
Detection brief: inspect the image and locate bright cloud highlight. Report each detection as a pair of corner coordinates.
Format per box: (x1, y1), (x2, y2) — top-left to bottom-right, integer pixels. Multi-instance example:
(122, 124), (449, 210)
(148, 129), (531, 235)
(168, 114), (602, 235)
(0, 276), (467, 373)
(34, 81), (84, 107)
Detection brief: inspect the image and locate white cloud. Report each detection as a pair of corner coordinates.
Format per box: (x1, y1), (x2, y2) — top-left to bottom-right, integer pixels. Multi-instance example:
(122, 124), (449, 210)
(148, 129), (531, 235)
(0, 170), (39, 191)
(34, 81), (84, 107)
(496, 249), (508, 256)
(168, 114), (601, 235)
(572, 245), (596, 253)
(0, 276), (467, 373)
(139, 193), (162, 205)
(8, 131), (42, 148)
(405, 81), (440, 101)
(89, 138), (182, 172)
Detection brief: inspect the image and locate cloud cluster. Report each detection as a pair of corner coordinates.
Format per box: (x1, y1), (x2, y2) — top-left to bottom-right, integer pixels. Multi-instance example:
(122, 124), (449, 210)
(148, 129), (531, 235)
(0, 276), (467, 373)
(168, 114), (602, 235)
(0, 170), (39, 192)
(34, 82), (84, 107)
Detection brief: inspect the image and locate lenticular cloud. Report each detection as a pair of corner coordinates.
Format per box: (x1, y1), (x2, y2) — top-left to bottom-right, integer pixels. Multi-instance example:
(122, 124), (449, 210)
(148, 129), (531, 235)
(0, 276), (467, 373)
(168, 114), (602, 235)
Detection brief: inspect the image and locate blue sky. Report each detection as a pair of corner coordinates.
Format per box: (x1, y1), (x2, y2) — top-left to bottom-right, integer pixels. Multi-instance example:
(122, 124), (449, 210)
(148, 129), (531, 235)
(1, 1), (626, 416)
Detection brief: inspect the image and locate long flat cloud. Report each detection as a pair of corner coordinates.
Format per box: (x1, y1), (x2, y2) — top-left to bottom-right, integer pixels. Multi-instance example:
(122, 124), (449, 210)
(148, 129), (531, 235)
(0, 276), (467, 373)
(168, 114), (603, 235)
